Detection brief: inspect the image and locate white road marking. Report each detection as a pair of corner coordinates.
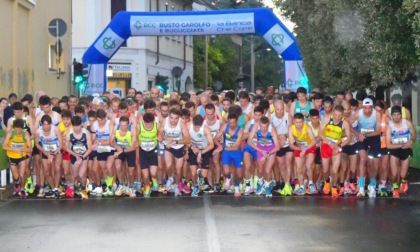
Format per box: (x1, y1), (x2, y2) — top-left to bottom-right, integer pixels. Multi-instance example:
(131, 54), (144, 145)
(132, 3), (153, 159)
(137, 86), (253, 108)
(204, 195), (221, 252)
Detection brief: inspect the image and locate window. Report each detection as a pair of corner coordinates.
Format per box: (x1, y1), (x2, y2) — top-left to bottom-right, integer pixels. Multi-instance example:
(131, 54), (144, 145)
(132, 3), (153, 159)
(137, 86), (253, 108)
(48, 44), (64, 71)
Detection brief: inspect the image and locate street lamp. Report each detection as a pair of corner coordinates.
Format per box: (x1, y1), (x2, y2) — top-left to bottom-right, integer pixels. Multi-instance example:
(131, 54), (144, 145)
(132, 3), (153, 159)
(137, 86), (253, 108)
(251, 44), (271, 93)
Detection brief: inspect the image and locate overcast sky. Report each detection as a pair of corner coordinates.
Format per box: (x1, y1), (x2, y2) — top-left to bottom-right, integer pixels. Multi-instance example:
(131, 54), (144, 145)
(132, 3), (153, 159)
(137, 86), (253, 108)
(263, 0), (295, 32)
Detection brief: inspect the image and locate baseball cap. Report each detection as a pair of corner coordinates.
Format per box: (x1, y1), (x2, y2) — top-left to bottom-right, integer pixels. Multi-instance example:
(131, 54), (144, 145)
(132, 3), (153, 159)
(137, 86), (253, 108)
(362, 98), (373, 106)
(92, 97), (104, 105)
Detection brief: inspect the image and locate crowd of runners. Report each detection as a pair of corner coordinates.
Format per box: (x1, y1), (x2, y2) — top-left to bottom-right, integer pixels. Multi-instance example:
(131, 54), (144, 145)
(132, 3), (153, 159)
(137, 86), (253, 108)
(1, 85), (416, 199)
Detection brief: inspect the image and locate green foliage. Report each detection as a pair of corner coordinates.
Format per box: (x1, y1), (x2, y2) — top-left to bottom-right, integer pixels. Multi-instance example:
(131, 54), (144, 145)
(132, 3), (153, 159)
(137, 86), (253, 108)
(275, 0), (419, 94)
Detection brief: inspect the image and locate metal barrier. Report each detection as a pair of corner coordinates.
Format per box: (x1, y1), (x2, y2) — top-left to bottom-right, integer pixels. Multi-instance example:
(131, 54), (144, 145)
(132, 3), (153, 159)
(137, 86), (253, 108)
(0, 168), (13, 187)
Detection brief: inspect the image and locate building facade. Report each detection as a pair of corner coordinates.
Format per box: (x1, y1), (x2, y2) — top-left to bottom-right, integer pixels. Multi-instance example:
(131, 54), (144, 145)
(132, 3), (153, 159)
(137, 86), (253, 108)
(72, 0), (194, 97)
(0, 0), (73, 98)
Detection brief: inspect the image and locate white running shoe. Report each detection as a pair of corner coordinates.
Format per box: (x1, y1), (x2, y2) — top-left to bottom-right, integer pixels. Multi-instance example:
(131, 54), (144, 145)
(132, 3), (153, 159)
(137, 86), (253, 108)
(92, 186), (103, 196)
(244, 186), (251, 196)
(357, 187), (365, 197)
(367, 185), (376, 198)
(174, 185), (181, 197)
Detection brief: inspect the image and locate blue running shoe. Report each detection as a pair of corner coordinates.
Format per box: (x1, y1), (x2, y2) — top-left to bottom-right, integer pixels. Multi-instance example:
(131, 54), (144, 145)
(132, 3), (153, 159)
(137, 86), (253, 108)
(265, 186), (272, 198)
(256, 183), (264, 195)
(192, 185), (199, 197)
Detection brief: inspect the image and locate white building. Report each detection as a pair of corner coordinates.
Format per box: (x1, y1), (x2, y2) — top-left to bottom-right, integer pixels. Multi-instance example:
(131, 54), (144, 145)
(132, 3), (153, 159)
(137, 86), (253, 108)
(72, 0), (194, 97)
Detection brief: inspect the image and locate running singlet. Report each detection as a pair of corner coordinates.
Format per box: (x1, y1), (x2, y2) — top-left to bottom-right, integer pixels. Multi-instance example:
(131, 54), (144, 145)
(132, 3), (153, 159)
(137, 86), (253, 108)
(93, 120), (112, 152)
(256, 125), (274, 146)
(59, 122), (72, 137)
(7, 130), (27, 159)
(115, 126), (133, 149)
(295, 101), (311, 121)
(69, 129), (88, 154)
(189, 124), (209, 150)
(358, 109), (377, 135)
(308, 122), (321, 147)
(248, 120), (257, 146)
(39, 126), (60, 152)
(223, 124), (240, 148)
(238, 112), (246, 130)
(322, 116), (344, 144)
(388, 106), (407, 119)
(204, 119), (221, 139)
(163, 117), (183, 149)
(139, 122), (158, 151)
(292, 123), (311, 147)
(271, 113), (289, 147)
(114, 113), (131, 127)
(389, 119), (411, 145)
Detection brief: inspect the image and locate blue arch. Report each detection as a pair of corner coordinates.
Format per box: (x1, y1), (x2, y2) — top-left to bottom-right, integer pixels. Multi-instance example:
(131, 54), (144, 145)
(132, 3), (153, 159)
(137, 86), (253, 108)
(82, 8), (307, 93)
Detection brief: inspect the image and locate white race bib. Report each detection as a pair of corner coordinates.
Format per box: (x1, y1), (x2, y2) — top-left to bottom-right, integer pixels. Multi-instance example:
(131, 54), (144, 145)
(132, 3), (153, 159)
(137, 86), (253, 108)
(11, 142), (25, 149)
(73, 144), (87, 154)
(141, 141), (156, 151)
(43, 142), (58, 152)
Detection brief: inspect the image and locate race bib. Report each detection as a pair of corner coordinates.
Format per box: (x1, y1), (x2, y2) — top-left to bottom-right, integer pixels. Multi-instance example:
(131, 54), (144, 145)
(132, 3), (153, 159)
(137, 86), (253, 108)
(326, 137), (339, 144)
(296, 140), (307, 147)
(11, 142), (25, 149)
(73, 144), (87, 154)
(117, 141), (130, 149)
(361, 128), (374, 134)
(141, 141), (156, 151)
(251, 138), (258, 146)
(259, 138), (273, 146)
(392, 136), (409, 145)
(225, 138), (236, 148)
(97, 145), (111, 153)
(191, 139), (204, 149)
(43, 142), (58, 152)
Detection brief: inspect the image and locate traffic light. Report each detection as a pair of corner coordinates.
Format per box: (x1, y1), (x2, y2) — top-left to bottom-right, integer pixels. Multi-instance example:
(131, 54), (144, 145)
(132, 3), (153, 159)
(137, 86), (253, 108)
(155, 74), (169, 94)
(73, 62), (83, 89)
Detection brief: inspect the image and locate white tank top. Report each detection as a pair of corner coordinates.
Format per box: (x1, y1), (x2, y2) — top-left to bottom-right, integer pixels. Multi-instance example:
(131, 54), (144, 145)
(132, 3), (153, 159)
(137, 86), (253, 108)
(389, 119), (410, 144)
(204, 119), (221, 139)
(271, 112), (290, 147)
(189, 124), (209, 150)
(93, 120), (111, 141)
(164, 117), (183, 149)
(38, 126), (59, 152)
(39, 111), (59, 126)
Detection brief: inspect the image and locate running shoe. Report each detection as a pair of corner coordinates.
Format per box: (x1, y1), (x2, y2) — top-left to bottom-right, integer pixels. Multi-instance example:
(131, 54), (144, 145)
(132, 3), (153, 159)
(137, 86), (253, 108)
(280, 184), (292, 196)
(378, 184), (388, 197)
(215, 183), (222, 193)
(65, 186), (74, 198)
(244, 186), (251, 196)
(367, 185), (376, 198)
(323, 181), (331, 195)
(309, 183), (317, 195)
(20, 190), (26, 199)
(331, 187), (339, 197)
(265, 186), (272, 198)
(339, 186), (344, 196)
(129, 188), (136, 198)
(25, 177), (35, 194)
(315, 180), (324, 193)
(256, 183), (264, 195)
(181, 181), (192, 194)
(234, 186), (241, 197)
(87, 183), (93, 193)
(192, 185), (199, 197)
(45, 190), (55, 199)
(115, 185), (127, 197)
(203, 185), (215, 193)
(152, 179), (159, 192)
(400, 182), (408, 194)
(357, 187), (365, 197)
(157, 184), (164, 192)
(81, 190), (88, 200)
(37, 188), (45, 198)
(393, 188), (400, 198)
(349, 182), (357, 195)
(164, 179), (173, 192)
(144, 186), (151, 198)
(224, 177), (232, 191)
(174, 184), (181, 197)
(54, 189), (61, 199)
(269, 180), (276, 189)
(92, 186), (103, 197)
(295, 186), (305, 196)
(14, 183), (21, 196)
(343, 182), (351, 195)
(103, 187), (114, 197)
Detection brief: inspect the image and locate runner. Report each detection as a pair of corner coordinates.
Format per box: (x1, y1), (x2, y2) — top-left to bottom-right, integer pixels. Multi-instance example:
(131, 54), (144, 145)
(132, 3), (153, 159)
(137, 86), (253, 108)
(2, 119), (32, 199)
(386, 106), (416, 197)
(65, 116), (92, 199)
(59, 110), (73, 198)
(247, 116), (279, 197)
(187, 114), (214, 197)
(290, 87), (312, 121)
(307, 109), (322, 194)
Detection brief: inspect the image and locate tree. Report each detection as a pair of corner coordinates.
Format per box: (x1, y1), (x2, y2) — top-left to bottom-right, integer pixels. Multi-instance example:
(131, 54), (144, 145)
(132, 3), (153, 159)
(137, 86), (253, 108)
(275, 0), (419, 94)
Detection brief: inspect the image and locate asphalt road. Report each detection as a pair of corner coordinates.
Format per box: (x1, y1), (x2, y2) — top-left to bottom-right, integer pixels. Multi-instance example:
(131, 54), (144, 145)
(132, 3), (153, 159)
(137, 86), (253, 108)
(1, 169), (420, 252)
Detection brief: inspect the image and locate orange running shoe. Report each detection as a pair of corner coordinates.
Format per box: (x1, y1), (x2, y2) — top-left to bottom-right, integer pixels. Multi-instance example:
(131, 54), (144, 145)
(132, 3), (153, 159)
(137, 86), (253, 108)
(323, 181), (331, 195)
(393, 188), (400, 198)
(331, 186), (339, 197)
(339, 186), (344, 196)
(400, 182), (408, 194)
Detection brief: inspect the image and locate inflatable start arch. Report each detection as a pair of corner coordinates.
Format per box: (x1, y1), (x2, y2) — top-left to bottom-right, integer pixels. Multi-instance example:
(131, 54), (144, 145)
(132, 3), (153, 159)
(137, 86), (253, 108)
(82, 8), (308, 94)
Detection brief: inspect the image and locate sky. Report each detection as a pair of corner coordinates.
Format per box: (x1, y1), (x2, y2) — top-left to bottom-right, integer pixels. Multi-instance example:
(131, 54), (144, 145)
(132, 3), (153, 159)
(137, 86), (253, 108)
(263, 0), (295, 32)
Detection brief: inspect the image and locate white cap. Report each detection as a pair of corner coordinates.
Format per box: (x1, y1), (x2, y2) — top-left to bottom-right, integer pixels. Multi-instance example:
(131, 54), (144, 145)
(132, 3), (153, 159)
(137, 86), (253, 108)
(362, 98), (373, 106)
